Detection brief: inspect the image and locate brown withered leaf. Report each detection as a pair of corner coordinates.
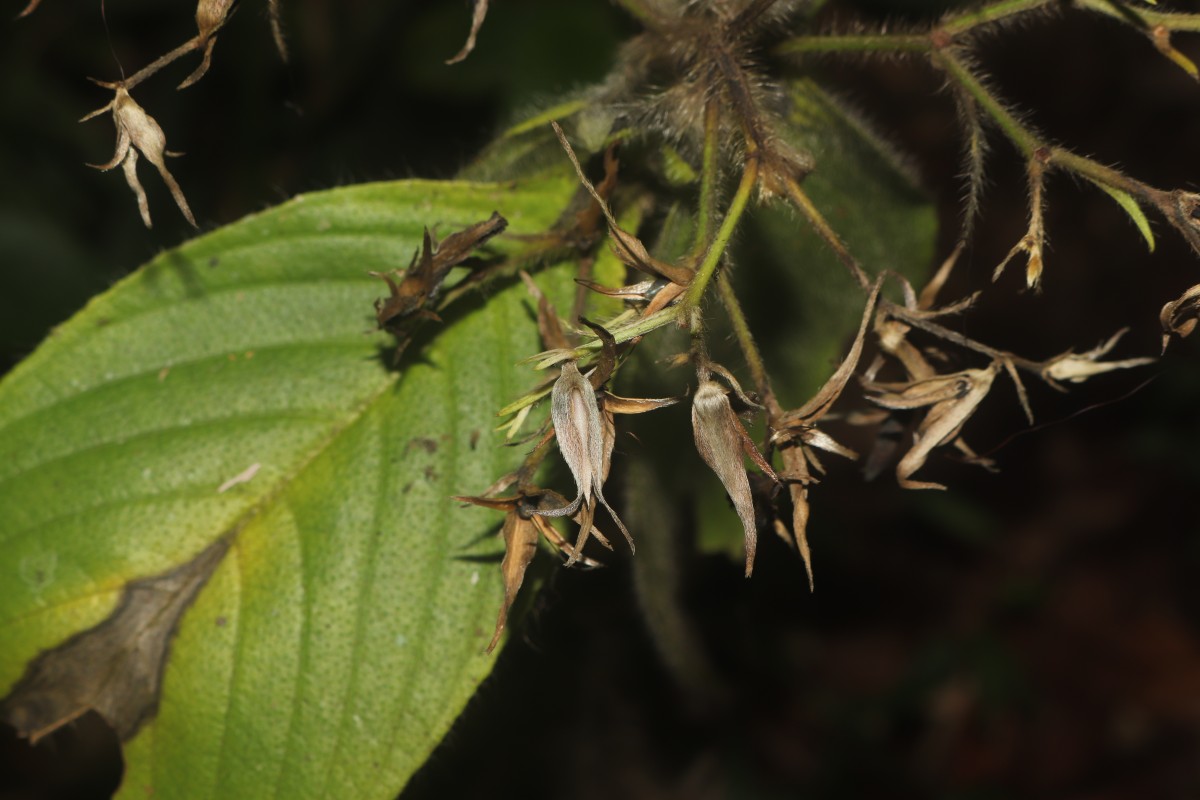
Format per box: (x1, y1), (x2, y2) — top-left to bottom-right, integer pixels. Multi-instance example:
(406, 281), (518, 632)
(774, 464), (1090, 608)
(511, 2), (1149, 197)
(0, 538), (228, 743)
(16, 0), (42, 17)
(868, 362), (1000, 491)
(1160, 283), (1200, 353)
(693, 378), (779, 577)
(446, 0), (489, 65)
(372, 211), (507, 359)
(782, 277), (881, 428)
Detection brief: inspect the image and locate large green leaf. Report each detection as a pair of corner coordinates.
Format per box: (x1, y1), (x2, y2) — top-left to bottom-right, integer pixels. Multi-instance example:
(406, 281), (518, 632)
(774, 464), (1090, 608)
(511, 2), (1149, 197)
(0, 175), (576, 798)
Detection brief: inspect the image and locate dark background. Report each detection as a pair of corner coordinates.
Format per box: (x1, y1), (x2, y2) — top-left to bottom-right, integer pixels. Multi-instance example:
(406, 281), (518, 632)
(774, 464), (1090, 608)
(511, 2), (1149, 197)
(4, 1), (1200, 798)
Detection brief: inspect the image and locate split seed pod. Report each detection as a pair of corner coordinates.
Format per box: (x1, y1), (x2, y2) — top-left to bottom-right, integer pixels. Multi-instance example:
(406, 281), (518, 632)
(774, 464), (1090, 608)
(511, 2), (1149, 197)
(539, 360), (633, 564)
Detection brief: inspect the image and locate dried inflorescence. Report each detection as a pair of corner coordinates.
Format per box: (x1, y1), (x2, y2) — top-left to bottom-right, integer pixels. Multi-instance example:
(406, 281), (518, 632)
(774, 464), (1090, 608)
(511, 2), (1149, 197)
(22, 0), (1187, 651)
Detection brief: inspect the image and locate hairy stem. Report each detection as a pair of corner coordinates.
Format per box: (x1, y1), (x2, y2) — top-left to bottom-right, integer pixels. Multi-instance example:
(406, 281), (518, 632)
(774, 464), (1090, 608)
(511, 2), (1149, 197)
(716, 270), (772, 399)
(781, 175), (871, 290)
(683, 154), (760, 311)
(934, 49), (1039, 156)
(693, 98), (723, 258)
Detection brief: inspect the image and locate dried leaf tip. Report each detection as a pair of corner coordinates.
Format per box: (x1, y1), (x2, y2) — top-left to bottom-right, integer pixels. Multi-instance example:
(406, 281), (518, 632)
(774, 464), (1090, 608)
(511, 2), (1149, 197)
(692, 376), (779, 577)
(84, 87), (196, 229)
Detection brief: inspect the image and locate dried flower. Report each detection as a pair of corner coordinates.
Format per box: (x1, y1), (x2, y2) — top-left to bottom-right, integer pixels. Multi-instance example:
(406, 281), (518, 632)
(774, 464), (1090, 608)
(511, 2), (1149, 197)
(868, 363), (1000, 490)
(692, 374), (779, 577)
(82, 86), (196, 229)
(455, 489), (598, 654)
(371, 212), (507, 359)
(1039, 329), (1155, 387)
(178, 0), (235, 89)
(1160, 283), (1200, 353)
(539, 360), (633, 564)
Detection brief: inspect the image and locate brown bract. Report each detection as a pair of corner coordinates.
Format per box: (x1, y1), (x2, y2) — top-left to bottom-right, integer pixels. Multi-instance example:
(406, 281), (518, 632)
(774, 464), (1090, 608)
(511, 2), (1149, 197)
(692, 373), (779, 577)
(454, 489), (591, 653)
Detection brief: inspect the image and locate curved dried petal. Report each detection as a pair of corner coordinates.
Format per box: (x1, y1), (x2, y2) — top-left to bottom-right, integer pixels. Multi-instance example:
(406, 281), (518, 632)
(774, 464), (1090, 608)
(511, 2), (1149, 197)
(693, 380), (767, 577)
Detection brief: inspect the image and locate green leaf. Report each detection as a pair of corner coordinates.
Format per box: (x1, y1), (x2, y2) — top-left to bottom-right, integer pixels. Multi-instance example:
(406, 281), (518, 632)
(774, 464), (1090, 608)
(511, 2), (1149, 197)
(1087, 177), (1156, 253)
(0, 175), (576, 798)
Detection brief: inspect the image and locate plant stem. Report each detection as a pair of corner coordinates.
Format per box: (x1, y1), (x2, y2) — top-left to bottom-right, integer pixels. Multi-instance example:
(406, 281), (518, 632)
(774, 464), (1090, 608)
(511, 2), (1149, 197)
(122, 36), (203, 90)
(939, 0), (1055, 37)
(693, 98), (722, 258)
(781, 175), (871, 290)
(934, 50), (1039, 157)
(716, 271), (771, 399)
(776, 34), (930, 56)
(1077, 0), (1200, 32)
(682, 154), (760, 311)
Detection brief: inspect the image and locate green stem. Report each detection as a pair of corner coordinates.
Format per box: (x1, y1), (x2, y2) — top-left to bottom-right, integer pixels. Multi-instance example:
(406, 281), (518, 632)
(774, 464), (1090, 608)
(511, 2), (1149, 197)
(716, 271), (770, 399)
(693, 99), (722, 258)
(782, 176), (870, 290)
(935, 50), (1039, 157)
(1077, 0), (1200, 32)
(776, 33), (930, 56)
(940, 0), (1054, 37)
(683, 156), (760, 311)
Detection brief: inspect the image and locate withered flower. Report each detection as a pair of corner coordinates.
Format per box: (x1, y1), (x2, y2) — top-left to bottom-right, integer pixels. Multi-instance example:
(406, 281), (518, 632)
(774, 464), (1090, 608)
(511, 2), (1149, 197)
(771, 277), (881, 588)
(178, 0), (235, 89)
(82, 86), (196, 229)
(371, 212), (508, 360)
(455, 489), (597, 654)
(1039, 329), (1154, 388)
(1160, 283), (1200, 353)
(525, 312), (676, 566)
(539, 359), (634, 565)
(867, 362), (1000, 490)
(692, 370), (779, 577)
